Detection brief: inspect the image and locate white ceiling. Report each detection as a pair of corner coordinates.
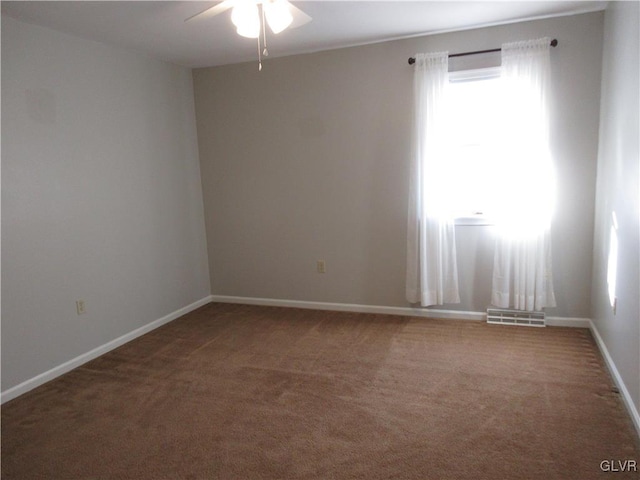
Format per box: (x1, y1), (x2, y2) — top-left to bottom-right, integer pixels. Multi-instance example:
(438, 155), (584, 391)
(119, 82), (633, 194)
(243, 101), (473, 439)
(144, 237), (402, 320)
(2, 1), (608, 68)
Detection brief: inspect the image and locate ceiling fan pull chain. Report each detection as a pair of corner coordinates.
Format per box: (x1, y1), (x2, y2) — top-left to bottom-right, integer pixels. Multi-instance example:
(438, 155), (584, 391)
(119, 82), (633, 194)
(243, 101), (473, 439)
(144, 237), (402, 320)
(261, 3), (269, 57)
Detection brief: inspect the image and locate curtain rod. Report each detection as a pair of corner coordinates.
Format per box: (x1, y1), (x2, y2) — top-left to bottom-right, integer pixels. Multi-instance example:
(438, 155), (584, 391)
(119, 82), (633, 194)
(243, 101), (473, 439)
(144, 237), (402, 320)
(408, 38), (557, 65)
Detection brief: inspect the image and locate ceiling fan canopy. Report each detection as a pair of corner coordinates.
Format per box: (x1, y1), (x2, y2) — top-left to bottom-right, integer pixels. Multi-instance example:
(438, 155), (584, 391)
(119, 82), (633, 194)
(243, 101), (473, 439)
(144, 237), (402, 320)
(187, 0), (311, 38)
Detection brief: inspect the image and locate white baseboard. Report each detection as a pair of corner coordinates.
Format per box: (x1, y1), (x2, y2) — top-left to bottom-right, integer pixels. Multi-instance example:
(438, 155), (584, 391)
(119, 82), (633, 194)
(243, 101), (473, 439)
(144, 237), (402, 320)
(0, 295), (214, 404)
(546, 316), (592, 328)
(210, 295), (486, 321)
(211, 295), (591, 328)
(211, 296), (595, 327)
(587, 319), (640, 438)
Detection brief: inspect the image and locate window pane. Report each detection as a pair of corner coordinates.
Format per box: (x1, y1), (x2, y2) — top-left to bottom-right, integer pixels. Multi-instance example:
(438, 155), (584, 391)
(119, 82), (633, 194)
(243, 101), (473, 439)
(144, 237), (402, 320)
(440, 74), (504, 219)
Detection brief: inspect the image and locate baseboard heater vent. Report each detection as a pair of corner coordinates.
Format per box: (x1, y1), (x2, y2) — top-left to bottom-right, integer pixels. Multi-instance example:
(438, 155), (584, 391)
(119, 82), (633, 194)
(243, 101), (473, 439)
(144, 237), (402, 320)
(486, 308), (545, 327)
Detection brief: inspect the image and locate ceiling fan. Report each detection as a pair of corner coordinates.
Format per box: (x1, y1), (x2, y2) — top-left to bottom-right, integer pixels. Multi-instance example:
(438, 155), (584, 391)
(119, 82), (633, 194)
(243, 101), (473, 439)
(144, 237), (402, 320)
(186, 0), (312, 70)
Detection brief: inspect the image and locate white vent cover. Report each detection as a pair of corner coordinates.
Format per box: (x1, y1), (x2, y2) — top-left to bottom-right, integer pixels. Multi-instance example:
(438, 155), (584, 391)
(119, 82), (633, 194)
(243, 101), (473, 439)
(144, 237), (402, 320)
(486, 308), (545, 327)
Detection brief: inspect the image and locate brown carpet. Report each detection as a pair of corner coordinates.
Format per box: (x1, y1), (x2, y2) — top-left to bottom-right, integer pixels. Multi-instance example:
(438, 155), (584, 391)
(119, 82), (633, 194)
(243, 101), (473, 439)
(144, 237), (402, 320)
(2, 302), (639, 479)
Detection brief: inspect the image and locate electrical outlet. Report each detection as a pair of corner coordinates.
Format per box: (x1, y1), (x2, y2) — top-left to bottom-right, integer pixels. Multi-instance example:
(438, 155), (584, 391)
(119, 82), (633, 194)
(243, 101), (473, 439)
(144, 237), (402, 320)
(317, 260), (326, 274)
(76, 300), (86, 315)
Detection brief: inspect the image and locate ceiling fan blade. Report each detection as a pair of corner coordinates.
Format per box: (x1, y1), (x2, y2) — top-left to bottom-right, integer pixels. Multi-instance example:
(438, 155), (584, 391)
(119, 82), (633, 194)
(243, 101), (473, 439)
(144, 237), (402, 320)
(184, 0), (235, 22)
(287, 2), (312, 29)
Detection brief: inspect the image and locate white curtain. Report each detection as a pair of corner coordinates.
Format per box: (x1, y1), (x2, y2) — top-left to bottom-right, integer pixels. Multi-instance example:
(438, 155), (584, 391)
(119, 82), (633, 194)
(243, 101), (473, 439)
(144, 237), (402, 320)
(491, 38), (557, 311)
(406, 52), (460, 307)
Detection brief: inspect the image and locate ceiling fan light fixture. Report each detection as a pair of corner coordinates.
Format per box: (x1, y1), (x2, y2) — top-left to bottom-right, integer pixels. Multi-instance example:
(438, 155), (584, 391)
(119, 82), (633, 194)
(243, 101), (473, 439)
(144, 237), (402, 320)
(231, 2), (261, 38)
(264, 0), (293, 34)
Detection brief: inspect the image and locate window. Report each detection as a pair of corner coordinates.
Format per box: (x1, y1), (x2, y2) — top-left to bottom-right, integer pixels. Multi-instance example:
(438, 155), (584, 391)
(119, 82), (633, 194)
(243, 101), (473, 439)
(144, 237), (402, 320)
(440, 67), (503, 223)
(431, 65), (555, 231)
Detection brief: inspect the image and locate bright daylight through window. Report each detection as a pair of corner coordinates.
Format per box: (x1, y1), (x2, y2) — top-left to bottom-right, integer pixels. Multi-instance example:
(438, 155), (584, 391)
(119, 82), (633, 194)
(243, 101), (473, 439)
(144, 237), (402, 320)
(441, 68), (502, 222)
(436, 66), (555, 230)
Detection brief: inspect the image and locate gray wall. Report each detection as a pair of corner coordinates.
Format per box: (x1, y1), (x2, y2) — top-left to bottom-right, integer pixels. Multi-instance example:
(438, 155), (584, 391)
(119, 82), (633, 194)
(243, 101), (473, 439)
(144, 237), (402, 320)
(1, 17), (211, 392)
(194, 12), (604, 318)
(591, 1), (640, 419)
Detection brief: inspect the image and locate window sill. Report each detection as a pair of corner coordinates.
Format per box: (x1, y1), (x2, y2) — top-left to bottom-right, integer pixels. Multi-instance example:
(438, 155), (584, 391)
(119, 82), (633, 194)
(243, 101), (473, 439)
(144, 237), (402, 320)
(454, 216), (495, 226)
